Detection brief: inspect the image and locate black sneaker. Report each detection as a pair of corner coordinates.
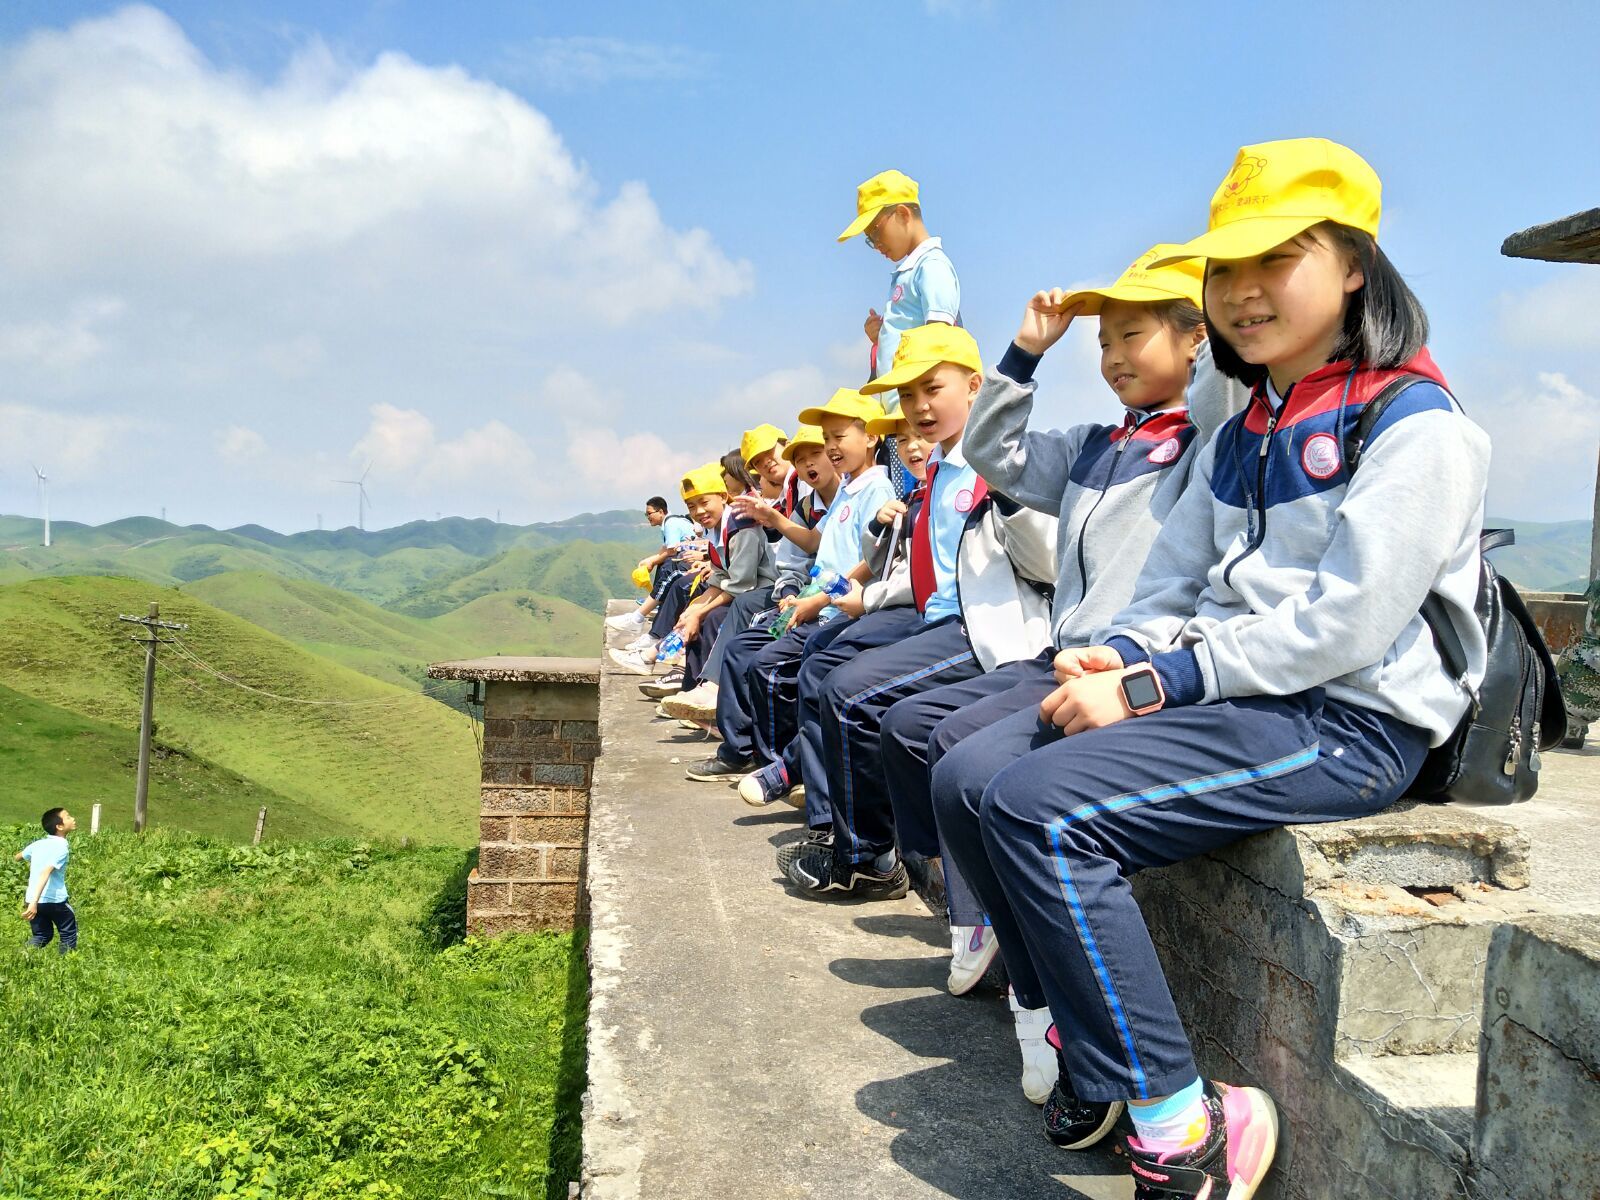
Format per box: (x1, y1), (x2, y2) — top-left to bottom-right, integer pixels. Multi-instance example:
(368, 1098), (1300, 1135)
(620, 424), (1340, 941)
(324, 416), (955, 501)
(639, 672), (684, 699)
(782, 846), (908, 900)
(685, 755), (751, 782)
(1126, 1082), (1279, 1199)
(1044, 1071), (1124, 1151)
(775, 827), (833, 873)
(903, 853), (948, 918)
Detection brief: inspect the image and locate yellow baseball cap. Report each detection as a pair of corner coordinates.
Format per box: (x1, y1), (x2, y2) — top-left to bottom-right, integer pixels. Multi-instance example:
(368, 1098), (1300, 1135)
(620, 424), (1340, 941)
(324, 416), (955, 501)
(837, 169), (920, 242)
(680, 463), (728, 501)
(780, 424), (825, 463)
(797, 388), (886, 427)
(861, 324), (983, 394)
(1060, 245), (1205, 315)
(1153, 138), (1382, 266)
(740, 423), (787, 466)
(630, 565), (651, 589)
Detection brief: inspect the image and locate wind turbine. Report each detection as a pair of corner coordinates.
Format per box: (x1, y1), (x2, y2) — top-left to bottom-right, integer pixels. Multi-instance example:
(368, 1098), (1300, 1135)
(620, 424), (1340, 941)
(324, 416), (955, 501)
(334, 463), (373, 531)
(30, 464), (50, 548)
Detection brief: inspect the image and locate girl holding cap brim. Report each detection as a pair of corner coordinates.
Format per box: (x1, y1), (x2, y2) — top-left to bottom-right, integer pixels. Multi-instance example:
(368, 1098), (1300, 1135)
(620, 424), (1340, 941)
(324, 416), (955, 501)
(933, 138), (1490, 1199)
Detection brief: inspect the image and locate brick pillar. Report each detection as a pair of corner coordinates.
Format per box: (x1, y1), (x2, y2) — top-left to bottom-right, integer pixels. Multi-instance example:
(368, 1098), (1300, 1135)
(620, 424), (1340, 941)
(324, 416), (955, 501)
(425, 657), (601, 936)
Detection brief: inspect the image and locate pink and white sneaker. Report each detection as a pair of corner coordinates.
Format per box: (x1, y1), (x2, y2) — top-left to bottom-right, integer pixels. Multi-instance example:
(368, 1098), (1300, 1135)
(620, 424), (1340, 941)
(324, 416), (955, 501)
(1126, 1082), (1279, 1199)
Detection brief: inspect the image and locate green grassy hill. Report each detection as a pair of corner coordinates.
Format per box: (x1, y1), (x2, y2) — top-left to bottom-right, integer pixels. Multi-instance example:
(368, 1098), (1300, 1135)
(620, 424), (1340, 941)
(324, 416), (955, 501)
(390, 540), (641, 618)
(0, 827), (584, 1199)
(0, 576), (479, 845)
(0, 682), (346, 841)
(1485, 517), (1591, 593)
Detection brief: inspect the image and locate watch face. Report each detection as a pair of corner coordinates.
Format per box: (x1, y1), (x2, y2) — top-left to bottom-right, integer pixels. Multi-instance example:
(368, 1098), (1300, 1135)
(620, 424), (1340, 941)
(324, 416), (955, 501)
(1122, 670), (1162, 712)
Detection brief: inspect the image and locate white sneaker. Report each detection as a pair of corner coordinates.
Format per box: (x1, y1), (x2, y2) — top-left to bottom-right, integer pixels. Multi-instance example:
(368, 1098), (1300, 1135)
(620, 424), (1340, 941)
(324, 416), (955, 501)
(624, 633), (657, 652)
(607, 647), (655, 676)
(661, 682), (718, 720)
(605, 608), (646, 632)
(1010, 988), (1059, 1105)
(947, 924), (1000, 996)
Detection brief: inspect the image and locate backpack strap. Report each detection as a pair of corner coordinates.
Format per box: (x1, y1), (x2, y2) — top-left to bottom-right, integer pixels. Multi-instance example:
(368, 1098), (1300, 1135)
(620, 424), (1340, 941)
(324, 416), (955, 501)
(1343, 372), (1426, 473)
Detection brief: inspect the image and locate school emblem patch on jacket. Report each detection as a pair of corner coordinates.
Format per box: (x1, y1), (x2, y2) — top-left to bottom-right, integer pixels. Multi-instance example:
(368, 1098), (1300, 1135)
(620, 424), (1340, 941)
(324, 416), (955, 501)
(1301, 432), (1342, 479)
(1146, 436), (1183, 465)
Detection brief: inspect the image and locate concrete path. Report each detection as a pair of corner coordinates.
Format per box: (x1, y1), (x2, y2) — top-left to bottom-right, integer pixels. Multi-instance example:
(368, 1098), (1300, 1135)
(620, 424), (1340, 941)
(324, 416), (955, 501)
(582, 639), (1130, 1200)
(1496, 741), (1600, 914)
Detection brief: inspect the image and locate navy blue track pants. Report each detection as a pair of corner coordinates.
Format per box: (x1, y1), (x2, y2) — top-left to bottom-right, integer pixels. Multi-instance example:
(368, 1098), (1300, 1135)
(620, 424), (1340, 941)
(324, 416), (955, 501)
(818, 616), (979, 866)
(28, 900), (77, 952)
(650, 573), (695, 640)
(882, 652), (1057, 923)
(714, 617), (838, 768)
(931, 688), (1428, 1103)
(794, 608), (925, 829)
(698, 586), (775, 687)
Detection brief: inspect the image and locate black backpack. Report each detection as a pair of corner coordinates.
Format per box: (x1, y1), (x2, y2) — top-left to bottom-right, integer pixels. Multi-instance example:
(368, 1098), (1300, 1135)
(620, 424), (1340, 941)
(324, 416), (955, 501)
(1346, 375), (1566, 804)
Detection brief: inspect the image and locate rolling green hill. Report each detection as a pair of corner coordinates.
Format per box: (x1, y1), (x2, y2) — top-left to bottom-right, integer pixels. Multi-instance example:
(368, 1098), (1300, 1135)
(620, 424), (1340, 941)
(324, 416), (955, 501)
(182, 571), (601, 692)
(1485, 517), (1591, 594)
(0, 576), (479, 844)
(390, 540), (641, 617)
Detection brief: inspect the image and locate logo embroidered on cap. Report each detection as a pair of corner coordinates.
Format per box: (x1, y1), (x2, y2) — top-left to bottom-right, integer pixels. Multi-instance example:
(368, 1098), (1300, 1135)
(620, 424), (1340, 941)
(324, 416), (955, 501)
(954, 488), (976, 513)
(1302, 432), (1342, 479)
(1146, 437), (1183, 465)
(1222, 154), (1268, 197)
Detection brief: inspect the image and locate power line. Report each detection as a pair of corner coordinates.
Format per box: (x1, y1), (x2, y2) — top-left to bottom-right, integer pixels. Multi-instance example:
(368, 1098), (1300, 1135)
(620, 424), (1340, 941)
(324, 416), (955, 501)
(117, 603), (188, 833)
(163, 635), (463, 708)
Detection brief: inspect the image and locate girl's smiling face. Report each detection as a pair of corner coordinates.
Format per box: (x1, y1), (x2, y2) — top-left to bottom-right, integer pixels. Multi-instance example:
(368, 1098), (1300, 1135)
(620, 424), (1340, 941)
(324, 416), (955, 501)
(893, 426), (932, 481)
(1205, 228), (1364, 391)
(790, 444), (837, 491)
(1097, 300), (1204, 411)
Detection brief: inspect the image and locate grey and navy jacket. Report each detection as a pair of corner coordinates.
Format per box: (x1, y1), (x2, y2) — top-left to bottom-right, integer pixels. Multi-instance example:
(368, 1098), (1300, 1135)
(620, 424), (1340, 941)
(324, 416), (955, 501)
(965, 339), (1246, 651)
(705, 506), (777, 596)
(773, 488), (827, 596)
(859, 453), (1059, 672)
(1099, 350), (1490, 747)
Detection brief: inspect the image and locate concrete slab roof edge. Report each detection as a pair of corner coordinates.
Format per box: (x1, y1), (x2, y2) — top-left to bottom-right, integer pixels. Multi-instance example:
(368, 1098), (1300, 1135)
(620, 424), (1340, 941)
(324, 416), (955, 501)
(1501, 207), (1600, 264)
(426, 655), (600, 683)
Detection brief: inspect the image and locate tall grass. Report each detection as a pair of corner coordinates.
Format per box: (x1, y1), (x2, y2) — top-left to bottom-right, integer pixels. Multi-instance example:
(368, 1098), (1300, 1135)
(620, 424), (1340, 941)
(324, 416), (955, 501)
(0, 827), (585, 1200)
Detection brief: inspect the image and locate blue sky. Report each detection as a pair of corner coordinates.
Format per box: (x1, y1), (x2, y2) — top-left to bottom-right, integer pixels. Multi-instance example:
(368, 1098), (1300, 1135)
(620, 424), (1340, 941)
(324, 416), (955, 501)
(1, 0), (1597, 532)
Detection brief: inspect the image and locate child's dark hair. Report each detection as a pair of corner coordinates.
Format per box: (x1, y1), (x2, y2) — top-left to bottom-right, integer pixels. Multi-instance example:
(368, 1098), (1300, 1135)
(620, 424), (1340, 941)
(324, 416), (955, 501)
(42, 808), (66, 835)
(1147, 298), (1205, 335)
(719, 450), (756, 494)
(645, 496), (668, 513)
(1206, 222), (1428, 385)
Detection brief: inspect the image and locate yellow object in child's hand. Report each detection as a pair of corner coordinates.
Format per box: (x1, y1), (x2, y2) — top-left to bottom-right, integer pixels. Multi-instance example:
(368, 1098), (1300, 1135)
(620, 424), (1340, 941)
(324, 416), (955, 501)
(631, 566), (651, 589)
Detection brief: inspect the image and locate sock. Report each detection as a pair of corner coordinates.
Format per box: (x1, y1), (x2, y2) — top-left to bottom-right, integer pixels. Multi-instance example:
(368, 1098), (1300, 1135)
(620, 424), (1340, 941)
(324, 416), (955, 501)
(871, 850), (898, 873)
(1128, 1077), (1208, 1156)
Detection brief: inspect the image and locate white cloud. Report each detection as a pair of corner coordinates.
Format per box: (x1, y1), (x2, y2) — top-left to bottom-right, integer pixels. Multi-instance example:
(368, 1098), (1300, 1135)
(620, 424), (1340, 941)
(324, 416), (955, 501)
(0, 404), (134, 477)
(0, 297), (125, 369)
(498, 36), (713, 91)
(218, 425), (268, 462)
(1478, 371), (1600, 522)
(1498, 270), (1600, 351)
(567, 428), (705, 493)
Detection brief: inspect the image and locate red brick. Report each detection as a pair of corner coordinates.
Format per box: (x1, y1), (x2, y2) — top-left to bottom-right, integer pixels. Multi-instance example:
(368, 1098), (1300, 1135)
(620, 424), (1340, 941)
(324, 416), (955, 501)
(547, 847), (586, 878)
(513, 815), (588, 845)
(467, 879), (510, 909)
(479, 816), (511, 842)
(480, 786), (589, 816)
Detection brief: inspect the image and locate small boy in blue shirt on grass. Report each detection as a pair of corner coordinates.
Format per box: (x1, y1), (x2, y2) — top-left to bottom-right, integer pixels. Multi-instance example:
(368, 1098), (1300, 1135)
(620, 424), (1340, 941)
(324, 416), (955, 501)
(17, 807), (77, 953)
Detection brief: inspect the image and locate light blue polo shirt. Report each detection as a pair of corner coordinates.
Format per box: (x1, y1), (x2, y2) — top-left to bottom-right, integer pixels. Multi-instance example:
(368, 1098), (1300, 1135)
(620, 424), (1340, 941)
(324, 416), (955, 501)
(921, 440), (980, 624)
(815, 464), (895, 621)
(878, 237), (961, 372)
(660, 515), (695, 546)
(21, 834), (69, 904)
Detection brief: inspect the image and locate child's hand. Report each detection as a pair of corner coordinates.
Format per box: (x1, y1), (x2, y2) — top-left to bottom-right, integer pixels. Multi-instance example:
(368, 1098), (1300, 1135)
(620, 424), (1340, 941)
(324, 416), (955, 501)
(677, 613), (701, 644)
(22, 903), (36, 921)
(864, 309), (883, 343)
(1039, 667), (1150, 735)
(875, 499), (908, 526)
(777, 594), (799, 613)
(729, 495), (778, 526)
(835, 581), (867, 618)
(1015, 290), (1084, 356)
(1052, 645), (1124, 684)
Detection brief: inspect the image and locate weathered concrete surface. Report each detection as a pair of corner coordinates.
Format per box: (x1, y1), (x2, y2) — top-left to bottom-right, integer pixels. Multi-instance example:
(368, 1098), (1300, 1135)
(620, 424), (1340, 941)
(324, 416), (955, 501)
(1475, 916), (1600, 1200)
(428, 655), (601, 683)
(1492, 743), (1600, 915)
(582, 626), (1129, 1199)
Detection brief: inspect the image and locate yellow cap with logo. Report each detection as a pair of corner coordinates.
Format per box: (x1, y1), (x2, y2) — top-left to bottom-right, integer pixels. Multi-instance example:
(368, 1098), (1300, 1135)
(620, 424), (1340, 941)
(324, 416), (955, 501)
(1061, 245), (1205, 314)
(631, 565), (652, 589)
(837, 169), (920, 242)
(780, 424), (825, 463)
(866, 409), (909, 437)
(680, 462), (728, 501)
(1153, 138), (1382, 266)
(861, 323), (983, 394)
(797, 388), (887, 427)
(740, 423), (787, 466)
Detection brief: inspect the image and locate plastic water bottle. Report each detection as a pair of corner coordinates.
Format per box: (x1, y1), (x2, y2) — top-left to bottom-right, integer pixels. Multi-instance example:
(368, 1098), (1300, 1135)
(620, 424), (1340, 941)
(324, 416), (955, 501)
(658, 631), (686, 659)
(768, 567), (850, 638)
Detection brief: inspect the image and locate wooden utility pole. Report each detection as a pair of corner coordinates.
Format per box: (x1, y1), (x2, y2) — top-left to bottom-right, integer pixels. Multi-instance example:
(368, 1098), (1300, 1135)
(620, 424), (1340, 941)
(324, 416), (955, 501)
(117, 602), (188, 833)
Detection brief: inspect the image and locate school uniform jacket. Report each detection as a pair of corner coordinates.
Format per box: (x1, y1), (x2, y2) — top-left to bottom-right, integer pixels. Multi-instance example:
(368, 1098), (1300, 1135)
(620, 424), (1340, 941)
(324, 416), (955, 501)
(705, 507), (777, 596)
(965, 339), (1246, 651)
(1100, 350), (1490, 747)
(859, 472), (1059, 673)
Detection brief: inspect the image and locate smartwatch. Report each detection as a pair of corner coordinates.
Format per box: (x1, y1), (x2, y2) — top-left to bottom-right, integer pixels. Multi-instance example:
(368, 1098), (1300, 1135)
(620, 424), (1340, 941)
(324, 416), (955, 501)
(1119, 665), (1165, 717)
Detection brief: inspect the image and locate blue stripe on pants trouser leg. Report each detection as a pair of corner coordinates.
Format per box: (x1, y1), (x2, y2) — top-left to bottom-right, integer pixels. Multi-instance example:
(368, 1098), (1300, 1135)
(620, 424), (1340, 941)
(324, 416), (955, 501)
(794, 609), (924, 829)
(932, 687), (1428, 1103)
(883, 653), (1056, 924)
(698, 585), (774, 686)
(820, 617), (978, 867)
